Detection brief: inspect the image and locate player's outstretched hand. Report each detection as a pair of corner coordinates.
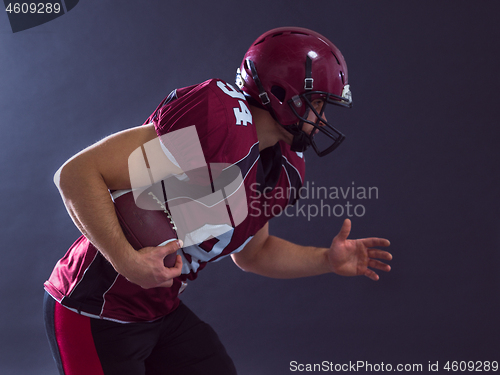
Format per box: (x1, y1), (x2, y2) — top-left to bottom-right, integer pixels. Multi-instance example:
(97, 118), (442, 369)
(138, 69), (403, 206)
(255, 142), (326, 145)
(119, 240), (183, 289)
(327, 219), (392, 281)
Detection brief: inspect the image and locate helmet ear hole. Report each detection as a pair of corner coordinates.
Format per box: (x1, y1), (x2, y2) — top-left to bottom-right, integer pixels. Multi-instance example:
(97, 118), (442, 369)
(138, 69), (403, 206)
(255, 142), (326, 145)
(271, 85), (286, 103)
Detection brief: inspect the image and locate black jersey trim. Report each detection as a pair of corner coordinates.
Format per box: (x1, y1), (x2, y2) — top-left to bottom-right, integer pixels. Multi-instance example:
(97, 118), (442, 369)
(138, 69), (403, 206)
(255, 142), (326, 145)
(281, 154), (304, 206)
(65, 252), (119, 316)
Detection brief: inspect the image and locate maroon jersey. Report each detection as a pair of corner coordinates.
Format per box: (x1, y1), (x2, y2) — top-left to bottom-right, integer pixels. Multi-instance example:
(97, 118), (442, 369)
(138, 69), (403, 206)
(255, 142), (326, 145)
(44, 79), (305, 323)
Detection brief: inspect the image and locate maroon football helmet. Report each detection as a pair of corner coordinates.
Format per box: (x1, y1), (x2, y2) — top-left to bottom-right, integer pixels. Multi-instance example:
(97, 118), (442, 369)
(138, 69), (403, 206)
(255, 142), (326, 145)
(236, 27), (352, 156)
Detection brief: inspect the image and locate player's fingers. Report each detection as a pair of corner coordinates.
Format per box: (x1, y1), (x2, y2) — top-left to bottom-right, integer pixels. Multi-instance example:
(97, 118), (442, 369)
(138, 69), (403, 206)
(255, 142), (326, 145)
(368, 259), (391, 272)
(362, 237), (390, 248)
(164, 255), (182, 274)
(336, 218), (352, 241)
(172, 254), (183, 269)
(364, 269), (379, 281)
(154, 267), (182, 289)
(159, 239), (183, 255)
(152, 261), (182, 287)
(368, 249), (393, 261)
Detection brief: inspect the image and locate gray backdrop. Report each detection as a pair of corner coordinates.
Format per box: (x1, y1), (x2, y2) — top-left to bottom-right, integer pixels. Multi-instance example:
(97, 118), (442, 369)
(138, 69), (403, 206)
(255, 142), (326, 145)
(1, 1), (499, 374)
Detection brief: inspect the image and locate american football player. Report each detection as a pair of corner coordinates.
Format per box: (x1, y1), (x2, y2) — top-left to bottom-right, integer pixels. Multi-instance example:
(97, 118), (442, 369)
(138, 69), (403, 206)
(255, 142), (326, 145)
(43, 27), (392, 375)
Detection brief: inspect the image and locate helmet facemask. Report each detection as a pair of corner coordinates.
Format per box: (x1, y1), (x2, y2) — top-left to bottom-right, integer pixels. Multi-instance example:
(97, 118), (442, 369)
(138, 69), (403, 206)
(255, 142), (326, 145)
(287, 88), (351, 156)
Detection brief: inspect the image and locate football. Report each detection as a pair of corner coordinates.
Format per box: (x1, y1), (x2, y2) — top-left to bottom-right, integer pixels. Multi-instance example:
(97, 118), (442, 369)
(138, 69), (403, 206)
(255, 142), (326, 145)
(112, 188), (179, 268)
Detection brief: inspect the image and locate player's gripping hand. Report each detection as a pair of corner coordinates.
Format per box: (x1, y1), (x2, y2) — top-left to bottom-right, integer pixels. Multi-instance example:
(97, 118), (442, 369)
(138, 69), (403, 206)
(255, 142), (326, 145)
(328, 219), (392, 281)
(116, 240), (183, 289)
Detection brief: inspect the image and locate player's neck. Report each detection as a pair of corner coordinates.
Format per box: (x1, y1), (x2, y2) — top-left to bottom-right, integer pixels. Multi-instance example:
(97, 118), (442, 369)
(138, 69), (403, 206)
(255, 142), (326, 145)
(250, 105), (293, 151)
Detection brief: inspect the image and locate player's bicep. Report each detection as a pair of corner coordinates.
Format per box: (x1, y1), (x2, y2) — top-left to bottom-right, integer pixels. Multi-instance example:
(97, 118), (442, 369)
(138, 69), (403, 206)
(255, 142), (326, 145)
(93, 124), (158, 190)
(56, 123), (182, 191)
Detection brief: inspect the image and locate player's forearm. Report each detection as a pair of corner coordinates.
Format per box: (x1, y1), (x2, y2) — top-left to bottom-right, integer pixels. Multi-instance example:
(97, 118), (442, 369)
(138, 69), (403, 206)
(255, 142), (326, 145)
(54, 159), (135, 273)
(234, 235), (333, 279)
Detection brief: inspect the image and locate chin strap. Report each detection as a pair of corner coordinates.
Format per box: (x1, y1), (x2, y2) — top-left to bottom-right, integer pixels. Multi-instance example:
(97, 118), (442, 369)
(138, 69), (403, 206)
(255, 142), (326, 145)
(247, 59), (277, 117)
(285, 123), (312, 152)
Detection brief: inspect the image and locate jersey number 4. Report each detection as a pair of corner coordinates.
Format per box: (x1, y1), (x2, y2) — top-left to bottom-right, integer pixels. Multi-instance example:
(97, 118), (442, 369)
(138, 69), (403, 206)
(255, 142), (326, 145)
(217, 81), (252, 126)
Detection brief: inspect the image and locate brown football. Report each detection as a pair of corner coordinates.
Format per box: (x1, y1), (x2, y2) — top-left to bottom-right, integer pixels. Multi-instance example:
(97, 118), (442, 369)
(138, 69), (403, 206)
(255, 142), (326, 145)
(112, 188), (178, 268)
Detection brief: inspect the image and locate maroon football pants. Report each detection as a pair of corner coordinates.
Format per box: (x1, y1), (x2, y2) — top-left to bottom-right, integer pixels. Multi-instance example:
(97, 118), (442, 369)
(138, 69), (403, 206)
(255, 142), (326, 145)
(43, 292), (237, 375)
